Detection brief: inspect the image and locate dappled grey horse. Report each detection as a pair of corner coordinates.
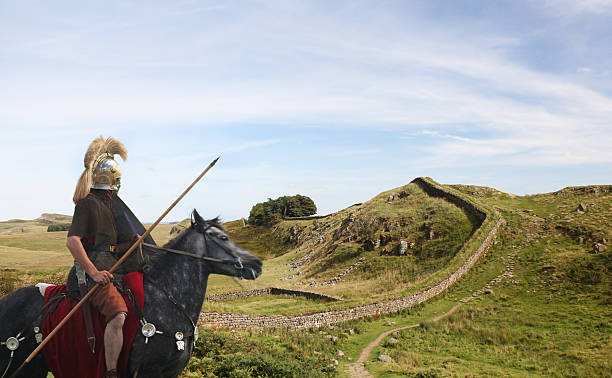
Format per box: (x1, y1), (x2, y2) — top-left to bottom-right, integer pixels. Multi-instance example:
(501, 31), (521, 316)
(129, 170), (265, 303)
(0, 210), (262, 378)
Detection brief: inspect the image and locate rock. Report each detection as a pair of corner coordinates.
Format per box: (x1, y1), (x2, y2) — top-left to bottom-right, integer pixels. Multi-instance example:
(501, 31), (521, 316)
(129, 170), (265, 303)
(578, 237), (584, 244)
(593, 243), (607, 253)
(392, 331), (400, 337)
(387, 337), (399, 345)
(484, 289), (494, 295)
(337, 350), (345, 357)
(378, 355), (392, 363)
(576, 203), (587, 213)
(398, 240), (408, 255)
(330, 359), (339, 366)
(385, 321), (392, 326)
(348, 328), (355, 335)
(429, 230), (435, 240)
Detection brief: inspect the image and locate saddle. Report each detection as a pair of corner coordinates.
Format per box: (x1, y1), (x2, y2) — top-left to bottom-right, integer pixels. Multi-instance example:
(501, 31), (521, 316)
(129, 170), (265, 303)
(41, 272), (144, 378)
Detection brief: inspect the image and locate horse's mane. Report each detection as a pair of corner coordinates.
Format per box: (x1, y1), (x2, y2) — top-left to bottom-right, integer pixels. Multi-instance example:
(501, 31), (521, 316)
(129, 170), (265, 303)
(162, 216), (224, 249)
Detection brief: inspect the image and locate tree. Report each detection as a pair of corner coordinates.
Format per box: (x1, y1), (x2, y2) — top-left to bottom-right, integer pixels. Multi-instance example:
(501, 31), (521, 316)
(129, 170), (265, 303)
(248, 195), (317, 226)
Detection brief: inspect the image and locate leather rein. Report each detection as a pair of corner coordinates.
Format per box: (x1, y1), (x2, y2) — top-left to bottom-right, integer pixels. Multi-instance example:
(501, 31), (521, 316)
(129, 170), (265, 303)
(140, 223), (244, 269)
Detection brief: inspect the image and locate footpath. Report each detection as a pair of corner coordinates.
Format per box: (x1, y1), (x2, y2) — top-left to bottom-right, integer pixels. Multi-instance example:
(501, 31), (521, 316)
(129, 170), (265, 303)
(345, 225), (532, 377)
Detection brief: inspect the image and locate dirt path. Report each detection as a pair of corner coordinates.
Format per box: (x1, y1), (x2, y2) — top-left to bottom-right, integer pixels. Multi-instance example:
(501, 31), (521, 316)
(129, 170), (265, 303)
(344, 303), (465, 377)
(344, 228), (532, 377)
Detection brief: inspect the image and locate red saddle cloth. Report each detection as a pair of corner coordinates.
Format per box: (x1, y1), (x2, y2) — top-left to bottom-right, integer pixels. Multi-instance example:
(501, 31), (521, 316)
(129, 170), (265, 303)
(42, 272), (144, 378)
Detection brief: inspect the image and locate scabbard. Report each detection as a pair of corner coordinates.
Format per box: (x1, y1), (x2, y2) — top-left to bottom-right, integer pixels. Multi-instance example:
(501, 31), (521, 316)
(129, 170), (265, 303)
(75, 262), (96, 354)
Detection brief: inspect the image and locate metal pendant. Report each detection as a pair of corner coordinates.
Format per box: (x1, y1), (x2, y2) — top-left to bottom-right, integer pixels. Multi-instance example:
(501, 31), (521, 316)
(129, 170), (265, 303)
(141, 321), (163, 344)
(175, 331), (185, 351)
(34, 327), (42, 344)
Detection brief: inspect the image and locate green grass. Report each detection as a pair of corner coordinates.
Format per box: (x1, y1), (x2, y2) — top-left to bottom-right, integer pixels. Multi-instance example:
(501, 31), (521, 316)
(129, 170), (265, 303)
(2, 180), (610, 377)
(214, 181), (484, 311)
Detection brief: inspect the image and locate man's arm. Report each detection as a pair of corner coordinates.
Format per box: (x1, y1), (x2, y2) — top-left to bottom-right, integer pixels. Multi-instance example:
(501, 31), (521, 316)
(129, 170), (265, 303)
(66, 236), (113, 285)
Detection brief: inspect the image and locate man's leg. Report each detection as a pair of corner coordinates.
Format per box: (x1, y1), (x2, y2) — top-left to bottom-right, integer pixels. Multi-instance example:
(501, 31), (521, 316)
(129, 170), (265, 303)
(105, 312), (126, 373)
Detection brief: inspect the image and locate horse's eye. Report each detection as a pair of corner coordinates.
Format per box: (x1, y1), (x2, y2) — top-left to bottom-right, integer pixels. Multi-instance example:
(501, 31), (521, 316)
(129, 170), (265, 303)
(219, 235), (228, 241)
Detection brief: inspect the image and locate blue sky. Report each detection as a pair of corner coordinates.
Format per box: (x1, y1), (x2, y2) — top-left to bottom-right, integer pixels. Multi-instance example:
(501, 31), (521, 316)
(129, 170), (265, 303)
(1, 0), (611, 222)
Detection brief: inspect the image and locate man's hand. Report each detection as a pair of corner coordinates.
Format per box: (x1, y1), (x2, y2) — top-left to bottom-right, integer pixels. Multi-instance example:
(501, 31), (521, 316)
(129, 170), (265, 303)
(115, 234), (141, 255)
(89, 269), (114, 285)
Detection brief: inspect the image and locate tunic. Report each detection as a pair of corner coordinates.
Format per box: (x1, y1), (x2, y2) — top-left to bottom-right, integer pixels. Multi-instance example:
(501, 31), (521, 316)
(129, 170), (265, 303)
(68, 189), (128, 321)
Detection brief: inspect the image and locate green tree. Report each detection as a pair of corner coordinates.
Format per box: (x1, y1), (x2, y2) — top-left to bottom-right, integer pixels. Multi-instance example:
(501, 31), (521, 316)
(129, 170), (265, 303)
(248, 195), (317, 226)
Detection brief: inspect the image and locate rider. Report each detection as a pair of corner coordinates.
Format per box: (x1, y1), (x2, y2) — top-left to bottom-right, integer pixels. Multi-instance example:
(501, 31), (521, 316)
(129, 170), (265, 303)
(66, 136), (137, 378)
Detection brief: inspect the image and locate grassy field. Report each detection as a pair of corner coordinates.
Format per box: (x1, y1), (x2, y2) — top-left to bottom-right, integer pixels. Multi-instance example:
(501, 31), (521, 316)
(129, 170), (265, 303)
(2, 181), (610, 377)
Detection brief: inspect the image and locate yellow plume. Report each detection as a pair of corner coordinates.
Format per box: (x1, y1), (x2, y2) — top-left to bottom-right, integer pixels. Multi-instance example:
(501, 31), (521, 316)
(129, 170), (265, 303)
(73, 136), (128, 204)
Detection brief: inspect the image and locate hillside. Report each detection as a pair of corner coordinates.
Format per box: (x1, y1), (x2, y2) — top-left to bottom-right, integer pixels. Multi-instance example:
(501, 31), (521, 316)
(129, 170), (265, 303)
(1, 180), (610, 376)
(203, 178), (498, 316)
(193, 180), (611, 377)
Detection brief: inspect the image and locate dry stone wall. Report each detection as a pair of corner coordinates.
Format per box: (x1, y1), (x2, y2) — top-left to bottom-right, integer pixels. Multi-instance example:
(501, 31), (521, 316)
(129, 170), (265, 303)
(200, 178), (503, 329)
(206, 287), (341, 302)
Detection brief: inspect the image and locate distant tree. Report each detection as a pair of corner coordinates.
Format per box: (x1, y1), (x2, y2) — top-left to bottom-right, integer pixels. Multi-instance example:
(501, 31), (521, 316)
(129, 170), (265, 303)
(47, 223), (71, 232)
(248, 195), (317, 226)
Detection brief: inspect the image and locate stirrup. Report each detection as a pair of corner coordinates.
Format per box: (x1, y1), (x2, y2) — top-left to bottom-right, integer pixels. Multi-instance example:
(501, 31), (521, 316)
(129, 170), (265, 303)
(104, 368), (119, 377)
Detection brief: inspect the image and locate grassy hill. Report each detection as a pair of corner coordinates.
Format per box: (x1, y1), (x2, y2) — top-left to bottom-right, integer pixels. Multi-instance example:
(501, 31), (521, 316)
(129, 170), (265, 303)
(206, 180), (484, 313)
(1, 180), (610, 377)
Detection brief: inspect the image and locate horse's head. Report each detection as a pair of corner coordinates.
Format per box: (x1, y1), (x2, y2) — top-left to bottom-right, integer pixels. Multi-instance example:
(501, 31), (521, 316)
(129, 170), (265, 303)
(185, 209), (262, 280)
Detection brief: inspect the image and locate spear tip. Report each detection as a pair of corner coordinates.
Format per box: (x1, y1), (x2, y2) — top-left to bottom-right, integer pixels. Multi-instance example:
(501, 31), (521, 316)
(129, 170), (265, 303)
(211, 156), (220, 166)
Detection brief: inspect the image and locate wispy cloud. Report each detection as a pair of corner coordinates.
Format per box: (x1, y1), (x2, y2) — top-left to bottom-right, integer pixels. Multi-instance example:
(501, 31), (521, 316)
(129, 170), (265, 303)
(1, 1), (611, 220)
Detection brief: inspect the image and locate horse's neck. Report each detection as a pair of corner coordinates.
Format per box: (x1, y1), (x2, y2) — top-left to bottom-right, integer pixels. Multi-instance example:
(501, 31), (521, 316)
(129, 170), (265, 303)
(148, 253), (209, 321)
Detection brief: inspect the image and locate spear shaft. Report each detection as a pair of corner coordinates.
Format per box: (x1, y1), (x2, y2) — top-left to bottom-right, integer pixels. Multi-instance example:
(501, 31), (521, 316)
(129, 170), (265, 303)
(17, 156), (220, 372)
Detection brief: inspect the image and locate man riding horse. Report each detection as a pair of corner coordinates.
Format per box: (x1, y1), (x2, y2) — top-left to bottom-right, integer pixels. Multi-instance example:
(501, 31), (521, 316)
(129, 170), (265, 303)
(66, 136), (139, 378)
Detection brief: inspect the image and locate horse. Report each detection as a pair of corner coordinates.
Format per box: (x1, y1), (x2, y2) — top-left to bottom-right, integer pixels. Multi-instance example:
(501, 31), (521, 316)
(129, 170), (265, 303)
(0, 209), (262, 378)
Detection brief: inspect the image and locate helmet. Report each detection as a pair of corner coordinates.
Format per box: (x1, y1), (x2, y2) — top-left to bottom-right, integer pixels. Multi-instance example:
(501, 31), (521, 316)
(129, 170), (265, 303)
(92, 153), (122, 190)
(73, 136), (127, 203)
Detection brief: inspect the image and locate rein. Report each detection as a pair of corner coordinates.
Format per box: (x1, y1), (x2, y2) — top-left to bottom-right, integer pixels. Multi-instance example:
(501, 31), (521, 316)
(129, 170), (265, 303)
(142, 243), (232, 264)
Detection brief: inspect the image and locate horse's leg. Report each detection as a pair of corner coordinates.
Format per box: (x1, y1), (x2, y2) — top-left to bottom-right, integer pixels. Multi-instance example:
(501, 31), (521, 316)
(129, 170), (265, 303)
(0, 286), (49, 378)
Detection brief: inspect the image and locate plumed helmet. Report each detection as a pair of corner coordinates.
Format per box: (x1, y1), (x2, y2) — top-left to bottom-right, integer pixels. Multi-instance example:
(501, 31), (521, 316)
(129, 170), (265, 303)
(91, 153), (122, 190)
(73, 136), (127, 203)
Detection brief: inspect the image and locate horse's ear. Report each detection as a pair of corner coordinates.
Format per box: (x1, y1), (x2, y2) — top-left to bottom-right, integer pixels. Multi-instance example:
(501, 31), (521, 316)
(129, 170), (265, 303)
(192, 209), (205, 225)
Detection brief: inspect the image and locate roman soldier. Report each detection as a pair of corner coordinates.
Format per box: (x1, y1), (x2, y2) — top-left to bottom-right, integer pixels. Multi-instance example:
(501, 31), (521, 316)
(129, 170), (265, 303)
(66, 136), (139, 378)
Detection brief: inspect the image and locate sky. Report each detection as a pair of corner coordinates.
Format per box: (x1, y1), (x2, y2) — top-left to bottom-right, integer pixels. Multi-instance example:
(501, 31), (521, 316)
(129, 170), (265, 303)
(1, 0), (611, 222)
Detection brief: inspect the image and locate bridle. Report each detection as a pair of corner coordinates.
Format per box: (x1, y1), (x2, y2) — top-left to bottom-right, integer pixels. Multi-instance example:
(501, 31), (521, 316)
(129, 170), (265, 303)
(141, 221), (244, 270)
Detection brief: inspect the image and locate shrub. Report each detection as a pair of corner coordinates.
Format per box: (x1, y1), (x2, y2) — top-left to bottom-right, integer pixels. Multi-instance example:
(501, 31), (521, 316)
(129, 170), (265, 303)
(248, 195), (317, 226)
(47, 223), (71, 232)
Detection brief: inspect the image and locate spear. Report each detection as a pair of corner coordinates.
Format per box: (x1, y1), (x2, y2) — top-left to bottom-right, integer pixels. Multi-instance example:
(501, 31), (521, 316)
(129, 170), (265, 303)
(13, 156), (220, 376)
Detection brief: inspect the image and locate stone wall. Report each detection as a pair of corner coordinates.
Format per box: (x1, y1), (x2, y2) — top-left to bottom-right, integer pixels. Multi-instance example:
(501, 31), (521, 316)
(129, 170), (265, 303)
(411, 177), (487, 223)
(199, 178), (503, 329)
(206, 287), (341, 302)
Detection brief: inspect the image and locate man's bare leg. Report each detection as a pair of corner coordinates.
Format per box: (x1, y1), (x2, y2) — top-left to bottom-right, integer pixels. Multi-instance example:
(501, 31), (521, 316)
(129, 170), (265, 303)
(105, 312), (126, 373)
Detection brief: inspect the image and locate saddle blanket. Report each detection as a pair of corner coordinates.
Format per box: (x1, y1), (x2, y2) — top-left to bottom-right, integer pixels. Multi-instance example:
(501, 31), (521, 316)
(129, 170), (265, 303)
(42, 272), (144, 378)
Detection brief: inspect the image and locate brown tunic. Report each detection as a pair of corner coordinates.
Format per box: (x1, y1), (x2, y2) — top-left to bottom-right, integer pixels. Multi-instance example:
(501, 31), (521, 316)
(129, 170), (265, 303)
(68, 189), (127, 321)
